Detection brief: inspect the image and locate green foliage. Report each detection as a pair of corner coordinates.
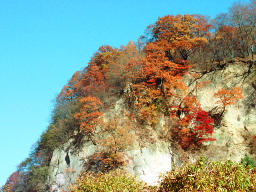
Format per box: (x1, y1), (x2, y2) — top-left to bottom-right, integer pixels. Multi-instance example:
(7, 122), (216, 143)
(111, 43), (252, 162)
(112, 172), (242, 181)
(14, 144), (50, 192)
(241, 154), (256, 168)
(159, 157), (256, 192)
(38, 100), (80, 158)
(70, 169), (145, 192)
(38, 124), (67, 155)
(26, 166), (49, 192)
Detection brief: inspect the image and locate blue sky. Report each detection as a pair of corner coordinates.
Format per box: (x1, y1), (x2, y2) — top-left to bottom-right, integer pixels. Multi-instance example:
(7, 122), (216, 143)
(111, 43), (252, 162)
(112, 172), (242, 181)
(0, 0), (249, 186)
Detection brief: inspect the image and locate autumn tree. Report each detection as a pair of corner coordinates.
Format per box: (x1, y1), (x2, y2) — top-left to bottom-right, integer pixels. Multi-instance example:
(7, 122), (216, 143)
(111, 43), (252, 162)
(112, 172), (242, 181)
(193, 109), (215, 143)
(127, 14), (210, 125)
(74, 96), (103, 138)
(150, 14), (209, 61)
(210, 26), (239, 62)
(214, 86), (243, 115)
(56, 45), (123, 105)
(145, 14), (209, 94)
(1, 172), (21, 192)
(121, 40), (139, 59)
(229, 2), (256, 57)
(172, 107), (215, 150)
(91, 115), (135, 170)
(7, 142), (51, 192)
(99, 116), (134, 153)
(211, 0), (256, 60)
(80, 46), (122, 98)
(105, 41), (140, 95)
(128, 42), (188, 124)
(57, 71), (82, 103)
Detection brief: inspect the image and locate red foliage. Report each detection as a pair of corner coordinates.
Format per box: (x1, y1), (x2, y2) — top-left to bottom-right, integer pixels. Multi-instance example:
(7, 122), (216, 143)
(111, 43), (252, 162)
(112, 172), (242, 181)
(193, 109), (215, 144)
(174, 108), (215, 150)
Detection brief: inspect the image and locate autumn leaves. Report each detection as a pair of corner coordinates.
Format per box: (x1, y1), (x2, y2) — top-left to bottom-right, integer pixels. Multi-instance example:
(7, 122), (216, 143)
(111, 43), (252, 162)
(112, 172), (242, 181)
(59, 14), (243, 153)
(74, 96), (103, 136)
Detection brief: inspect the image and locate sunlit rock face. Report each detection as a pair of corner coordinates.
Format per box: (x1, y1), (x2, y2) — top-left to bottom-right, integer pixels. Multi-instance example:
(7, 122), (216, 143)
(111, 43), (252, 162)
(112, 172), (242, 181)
(191, 62), (256, 162)
(48, 139), (173, 190)
(125, 142), (172, 185)
(48, 140), (97, 191)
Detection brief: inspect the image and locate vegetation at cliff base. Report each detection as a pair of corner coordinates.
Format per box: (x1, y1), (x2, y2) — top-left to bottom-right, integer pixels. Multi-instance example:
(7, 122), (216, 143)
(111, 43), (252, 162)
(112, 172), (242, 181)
(159, 157), (256, 192)
(69, 158), (256, 192)
(70, 169), (145, 192)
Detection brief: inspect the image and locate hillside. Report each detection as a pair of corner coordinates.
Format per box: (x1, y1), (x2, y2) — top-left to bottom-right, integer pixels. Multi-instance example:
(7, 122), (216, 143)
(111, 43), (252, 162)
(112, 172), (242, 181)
(2, 1), (256, 191)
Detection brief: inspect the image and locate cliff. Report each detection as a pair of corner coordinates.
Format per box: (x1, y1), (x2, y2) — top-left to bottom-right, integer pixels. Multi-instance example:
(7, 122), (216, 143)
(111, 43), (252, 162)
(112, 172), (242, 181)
(48, 58), (256, 191)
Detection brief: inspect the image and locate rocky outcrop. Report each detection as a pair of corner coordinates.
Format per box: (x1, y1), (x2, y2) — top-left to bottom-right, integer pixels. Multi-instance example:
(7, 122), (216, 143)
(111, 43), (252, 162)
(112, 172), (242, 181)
(48, 60), (256, 191)
(48, 140), (97, 191)
(48, 139), (173, 191)
(192, 61), (256, 162)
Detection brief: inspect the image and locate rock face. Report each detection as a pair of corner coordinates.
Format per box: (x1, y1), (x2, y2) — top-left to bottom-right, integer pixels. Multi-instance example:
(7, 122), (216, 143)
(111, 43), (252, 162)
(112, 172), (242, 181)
(48, 60), (256, 191)
(48, 98), (174, 191)
(193, 61), (256, 162)
(125, 142), (172, 185)
(48, 140), (97, 191)
(48, 139), (173, 191)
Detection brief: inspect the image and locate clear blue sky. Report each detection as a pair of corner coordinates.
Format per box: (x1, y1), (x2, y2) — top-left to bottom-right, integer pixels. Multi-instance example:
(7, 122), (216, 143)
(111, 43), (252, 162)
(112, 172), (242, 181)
(0, 0), (249, 186)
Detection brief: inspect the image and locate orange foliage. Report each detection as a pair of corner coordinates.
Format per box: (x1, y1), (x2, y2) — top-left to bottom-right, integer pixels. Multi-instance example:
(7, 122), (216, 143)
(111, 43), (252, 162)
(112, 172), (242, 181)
(127, 14), (211, 125)
(57, 71), (82, 102)
(89, 152), (127, 171)
(74, 96), (103, 135)
(57, 45), (123, 100)
(92, 115), (135, 170)
(99, 116), (134, 153)
(56, 14), (215, 150)
(121, 40), (138, 58)
(143, 14), (210, 93)
(216, 25), (237, 40)
(151, 14), (209, 60)
(214, 87), (243, 107)
(80, 46), (121, 95)
(143, 42), (188, 94)
(81, 64), (107, 95)
(1, 172), (20, 192)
